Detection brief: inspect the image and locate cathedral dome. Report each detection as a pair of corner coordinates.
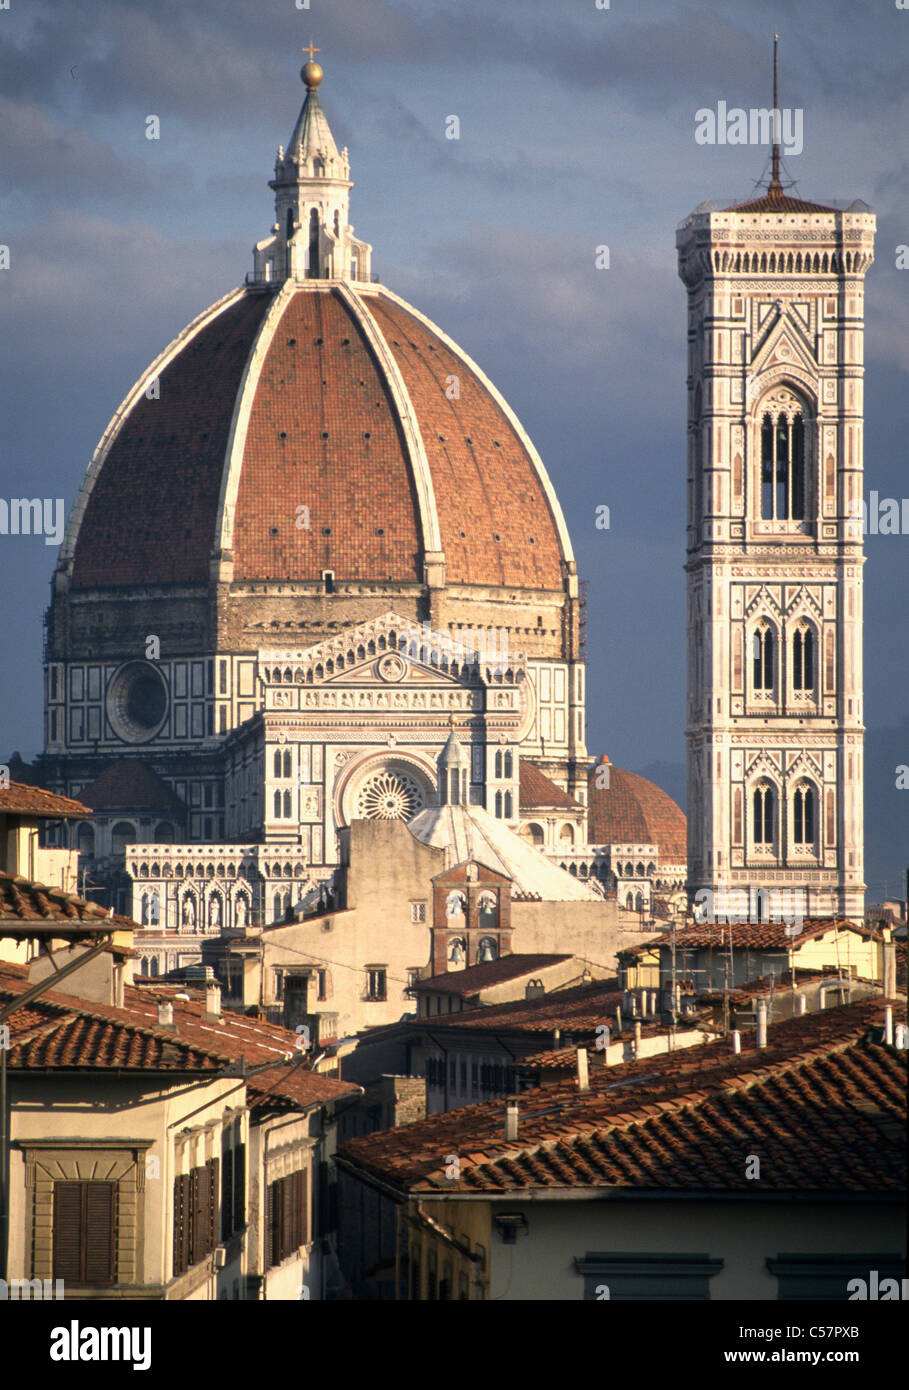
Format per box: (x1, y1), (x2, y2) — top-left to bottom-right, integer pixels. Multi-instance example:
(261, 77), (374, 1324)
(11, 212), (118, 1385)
(587, 756), (686, 860)
(64, 280), (570, 594)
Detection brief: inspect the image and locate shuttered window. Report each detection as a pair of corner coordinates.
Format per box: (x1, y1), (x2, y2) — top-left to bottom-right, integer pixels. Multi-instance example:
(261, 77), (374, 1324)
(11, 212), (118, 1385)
(173, 1173), (191, 1277)
(266, 1168), (307, 1268)
(233, 1145), (246, 1233)
(173, 1159), (219, 1277)
(53, 1181), (116, 1285)
(221, 1141), (246, 1240)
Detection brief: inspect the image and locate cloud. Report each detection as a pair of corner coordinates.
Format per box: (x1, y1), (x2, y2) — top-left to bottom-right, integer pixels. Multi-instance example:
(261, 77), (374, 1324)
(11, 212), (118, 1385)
(0, 95), (172, 204)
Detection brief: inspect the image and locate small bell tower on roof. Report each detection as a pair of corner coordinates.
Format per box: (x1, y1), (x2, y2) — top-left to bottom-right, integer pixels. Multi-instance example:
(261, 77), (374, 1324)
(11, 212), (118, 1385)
(437, 717), (469, 807)
(252, 49), (372, 286)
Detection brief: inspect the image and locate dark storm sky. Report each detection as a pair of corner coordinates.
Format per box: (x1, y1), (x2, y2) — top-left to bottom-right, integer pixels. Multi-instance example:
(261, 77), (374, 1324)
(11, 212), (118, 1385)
(0, 0), (906, 897)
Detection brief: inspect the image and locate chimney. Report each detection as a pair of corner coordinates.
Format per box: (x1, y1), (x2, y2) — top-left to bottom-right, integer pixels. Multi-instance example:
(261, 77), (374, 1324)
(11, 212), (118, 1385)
(795, 992), (807, 1016)
(576, 1048), (589, 1092)
(894, 1023), (908, 1050)
(731, 1030), (741, 1054)
(883, 1005), (893, 1046)
(633, 1020), (642, 1055)
(552, 1027), (561, 1052)
(881, 931), (897, 998)
(756, 998), (768, 1048)
(505, 1101), (519, 1142)
(204, 982), (222, 1021)
(157, 1000), (175, 1030)
(615, 1005), (622, 1034)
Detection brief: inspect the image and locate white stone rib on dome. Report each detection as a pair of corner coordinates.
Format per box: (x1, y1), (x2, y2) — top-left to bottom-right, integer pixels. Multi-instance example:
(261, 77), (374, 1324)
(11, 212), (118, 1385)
(407, 803), (598, 901)
(370, 284), (577, 572)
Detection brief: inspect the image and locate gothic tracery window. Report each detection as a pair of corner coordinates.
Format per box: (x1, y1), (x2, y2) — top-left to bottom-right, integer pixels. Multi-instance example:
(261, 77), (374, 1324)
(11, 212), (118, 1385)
(753, 626), (775, 692)
(793, 627), (816, 691)
(752, 784), (775, 847)
(759, 389), (807, 521)
(793, 784), (816, 846)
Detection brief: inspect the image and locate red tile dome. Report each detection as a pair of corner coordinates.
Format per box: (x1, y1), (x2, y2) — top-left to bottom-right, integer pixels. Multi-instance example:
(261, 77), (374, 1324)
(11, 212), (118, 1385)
(587, 756), (687, 860)
(66, 282), (572, 593)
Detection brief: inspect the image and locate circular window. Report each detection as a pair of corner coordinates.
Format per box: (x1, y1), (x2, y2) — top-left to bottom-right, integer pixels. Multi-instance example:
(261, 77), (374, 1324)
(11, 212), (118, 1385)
(107, 662), (169, 743)
(356, 769), (426, 821)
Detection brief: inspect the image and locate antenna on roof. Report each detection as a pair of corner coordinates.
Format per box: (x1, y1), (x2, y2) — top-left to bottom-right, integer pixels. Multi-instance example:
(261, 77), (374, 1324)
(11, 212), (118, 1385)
(769, 33), (782, 198)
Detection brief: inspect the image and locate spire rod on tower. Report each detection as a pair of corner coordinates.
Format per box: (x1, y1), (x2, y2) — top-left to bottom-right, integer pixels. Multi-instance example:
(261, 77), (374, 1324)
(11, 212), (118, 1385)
(769, 33), (782, 199)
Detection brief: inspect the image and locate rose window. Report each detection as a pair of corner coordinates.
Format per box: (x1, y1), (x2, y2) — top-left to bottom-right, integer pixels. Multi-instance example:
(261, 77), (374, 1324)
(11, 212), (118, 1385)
(356, 770), (425, 821)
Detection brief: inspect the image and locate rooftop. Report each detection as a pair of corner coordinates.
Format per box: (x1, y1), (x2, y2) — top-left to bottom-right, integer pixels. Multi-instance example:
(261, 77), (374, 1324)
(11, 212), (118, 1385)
(78, 760), (185, 813)
(407, 977), (624, 1035)
(0, 960), (358, 1112)
(618, 918), (877, 957)
(0, 870), (133, 936)
(0, 781), (92, 819)
(412, 954), (574, 997)
(340, 1000), (906, 1195)
(518, 763), (582, 811)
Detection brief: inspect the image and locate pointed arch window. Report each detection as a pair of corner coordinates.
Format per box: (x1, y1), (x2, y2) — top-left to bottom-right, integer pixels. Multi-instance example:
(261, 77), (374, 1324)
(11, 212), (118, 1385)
(273, 750), (281, 779)
(494, 750), (503, 778)
(503, 751), (513, 779)
(793, 628), (816, 691)
(308, 208), (320, 278)
(273, 791), (281, 818)
(793, 785), (816, 845)
(283, 790), (292, 818)
(283, 750), (292, 778)
(752, 784), (775, 846)
(753, 626), (775, 691)
(760, 403), (806, 520)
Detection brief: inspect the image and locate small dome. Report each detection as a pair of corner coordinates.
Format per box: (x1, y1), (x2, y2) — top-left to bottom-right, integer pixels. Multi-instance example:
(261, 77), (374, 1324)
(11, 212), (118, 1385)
(587, 758), (686, 860)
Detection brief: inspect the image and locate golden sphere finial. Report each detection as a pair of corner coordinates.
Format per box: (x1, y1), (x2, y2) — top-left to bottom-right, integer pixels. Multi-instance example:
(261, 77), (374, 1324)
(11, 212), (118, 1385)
(301, 42), (322, 90)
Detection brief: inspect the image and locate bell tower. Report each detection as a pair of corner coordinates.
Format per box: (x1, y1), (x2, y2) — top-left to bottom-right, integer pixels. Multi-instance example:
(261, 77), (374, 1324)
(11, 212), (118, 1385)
(676, 40), (874, 922)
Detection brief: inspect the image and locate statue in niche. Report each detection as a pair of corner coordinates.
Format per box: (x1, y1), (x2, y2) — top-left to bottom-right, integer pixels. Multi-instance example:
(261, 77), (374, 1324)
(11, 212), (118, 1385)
(235, 897), (247, 929)
(182, 897), (195, 928)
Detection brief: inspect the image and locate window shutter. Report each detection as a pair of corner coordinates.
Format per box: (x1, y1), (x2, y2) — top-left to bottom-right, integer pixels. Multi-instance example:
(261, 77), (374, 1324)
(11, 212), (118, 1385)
(190, 1167), (204, 1266)
(53, 1182), (84, 1282)
(207, 1157), (219, 1254)
(234, 1145), (246, 1233)
(266, 1180), (277, 1270)
(84, 1182), (116, 1284)
(281, 1174), (294, 1261)
(221, 1146), (233, 1241)
(297, 1169), (308, 1249)
(173, 1173), (190, 1277)
(53, 1181), (115, 1285)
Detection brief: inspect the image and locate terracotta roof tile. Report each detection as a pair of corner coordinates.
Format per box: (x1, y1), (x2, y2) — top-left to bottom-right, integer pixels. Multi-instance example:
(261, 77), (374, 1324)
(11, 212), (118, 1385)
(587, 758), (686, 859)
(0, 870), (132, 931)
(728, 190), (838, 214)
(0, 962), (358, 1110)
(519, 763), (582, 810)
(411, 978), (623, 1033)
(619, 918), (877, 958)
(413, 954), (573, 996)
(0, 782), (91, 819)
(370, 294), (564, 589)
(78, 760), (185, 813)
(235, 289), (423, 583)
(72, 292), (272, 588)
(340, 999), (907, 1194)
